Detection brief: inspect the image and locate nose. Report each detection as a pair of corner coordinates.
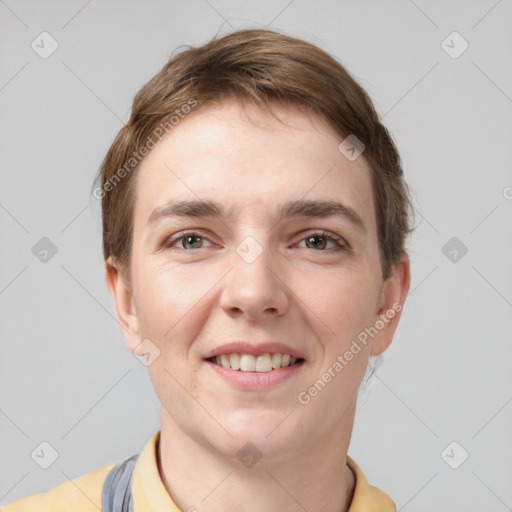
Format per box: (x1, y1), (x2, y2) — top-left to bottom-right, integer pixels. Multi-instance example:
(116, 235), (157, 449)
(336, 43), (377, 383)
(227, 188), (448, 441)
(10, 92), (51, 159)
(219, 241), (289, 322)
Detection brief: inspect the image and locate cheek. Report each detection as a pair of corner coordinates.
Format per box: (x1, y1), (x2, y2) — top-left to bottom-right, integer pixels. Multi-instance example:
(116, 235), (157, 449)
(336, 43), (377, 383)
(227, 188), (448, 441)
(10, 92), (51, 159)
(303, 280), (374, 410)
(306, 272), (378, 385)
(135, 267), (207, 403)
(133, 262), (208, 338)
(307, 271), (379, 335)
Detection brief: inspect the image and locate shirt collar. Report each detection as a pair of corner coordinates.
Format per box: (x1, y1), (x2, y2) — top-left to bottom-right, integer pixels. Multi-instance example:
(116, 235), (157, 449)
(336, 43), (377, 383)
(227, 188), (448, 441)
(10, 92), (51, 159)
(346, 455), (396, 511)
(132, 430), (395, 511)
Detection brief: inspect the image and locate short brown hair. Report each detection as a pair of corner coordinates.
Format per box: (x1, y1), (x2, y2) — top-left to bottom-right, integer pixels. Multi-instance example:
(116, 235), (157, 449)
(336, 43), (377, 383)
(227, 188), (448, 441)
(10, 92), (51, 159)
(95, 28), (414, 281)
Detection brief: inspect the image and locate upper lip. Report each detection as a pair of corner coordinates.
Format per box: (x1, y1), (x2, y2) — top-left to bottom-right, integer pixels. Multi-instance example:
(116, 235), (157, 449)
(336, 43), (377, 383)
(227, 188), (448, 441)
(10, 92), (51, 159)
(203, 341), (306, 360)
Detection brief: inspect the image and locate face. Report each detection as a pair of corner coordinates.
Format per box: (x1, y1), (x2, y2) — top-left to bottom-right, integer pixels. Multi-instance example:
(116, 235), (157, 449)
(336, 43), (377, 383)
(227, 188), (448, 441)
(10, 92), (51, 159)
(107, 100), (410, 462)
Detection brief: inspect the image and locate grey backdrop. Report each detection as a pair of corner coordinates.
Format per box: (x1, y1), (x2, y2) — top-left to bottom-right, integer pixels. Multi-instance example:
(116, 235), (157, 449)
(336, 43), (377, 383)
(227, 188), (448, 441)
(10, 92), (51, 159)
(1, 1), (511, 511)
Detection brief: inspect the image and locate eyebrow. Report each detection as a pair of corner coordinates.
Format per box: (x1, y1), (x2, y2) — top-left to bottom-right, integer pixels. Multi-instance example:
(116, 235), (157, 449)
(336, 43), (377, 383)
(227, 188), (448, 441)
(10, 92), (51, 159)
(147, 198), (366, 233)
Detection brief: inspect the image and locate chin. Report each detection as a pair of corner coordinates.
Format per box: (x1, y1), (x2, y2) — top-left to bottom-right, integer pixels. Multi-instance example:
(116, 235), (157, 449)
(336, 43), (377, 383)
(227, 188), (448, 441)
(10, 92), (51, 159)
(218, 412), (303, 456)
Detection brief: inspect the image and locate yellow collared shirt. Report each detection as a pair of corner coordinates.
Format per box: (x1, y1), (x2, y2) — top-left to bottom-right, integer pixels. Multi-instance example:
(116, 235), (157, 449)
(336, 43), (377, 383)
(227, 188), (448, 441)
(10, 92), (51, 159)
(2, 431), (396, 511)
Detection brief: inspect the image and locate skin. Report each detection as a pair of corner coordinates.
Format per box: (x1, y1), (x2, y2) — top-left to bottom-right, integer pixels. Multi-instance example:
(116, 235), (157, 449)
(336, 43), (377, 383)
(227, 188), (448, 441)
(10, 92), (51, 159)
(106, 99), (410, 512)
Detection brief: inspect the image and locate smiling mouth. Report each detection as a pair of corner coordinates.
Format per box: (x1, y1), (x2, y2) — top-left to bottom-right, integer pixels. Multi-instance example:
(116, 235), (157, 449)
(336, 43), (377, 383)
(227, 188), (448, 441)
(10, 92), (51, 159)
(207, 353), (305, 372)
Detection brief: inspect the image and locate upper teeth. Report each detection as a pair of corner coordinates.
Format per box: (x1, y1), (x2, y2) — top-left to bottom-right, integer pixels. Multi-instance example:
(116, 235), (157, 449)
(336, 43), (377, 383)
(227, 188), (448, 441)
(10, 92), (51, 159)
(211, 353), (299, 372)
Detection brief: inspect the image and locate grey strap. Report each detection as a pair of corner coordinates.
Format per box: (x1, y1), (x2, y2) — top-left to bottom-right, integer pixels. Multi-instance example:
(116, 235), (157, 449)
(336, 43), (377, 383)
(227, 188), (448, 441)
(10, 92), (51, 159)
(102, 454), (139, 512)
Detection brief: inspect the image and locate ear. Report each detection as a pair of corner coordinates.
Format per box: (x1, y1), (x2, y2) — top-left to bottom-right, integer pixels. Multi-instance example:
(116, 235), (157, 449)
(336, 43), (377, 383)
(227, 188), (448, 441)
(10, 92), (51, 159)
(370, 254), (411, 356)
(105, 257), (143, 356)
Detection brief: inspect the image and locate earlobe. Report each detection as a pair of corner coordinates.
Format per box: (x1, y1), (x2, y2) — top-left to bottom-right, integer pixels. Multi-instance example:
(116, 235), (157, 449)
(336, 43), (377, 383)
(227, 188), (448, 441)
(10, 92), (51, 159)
(370, 255), (411, 356)
(104, 258), (141, 354)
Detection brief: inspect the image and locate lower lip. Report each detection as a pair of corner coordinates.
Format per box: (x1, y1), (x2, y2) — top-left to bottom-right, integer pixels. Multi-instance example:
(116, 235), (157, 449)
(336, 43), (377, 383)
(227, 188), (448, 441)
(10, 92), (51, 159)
(205, 360), (305, 391)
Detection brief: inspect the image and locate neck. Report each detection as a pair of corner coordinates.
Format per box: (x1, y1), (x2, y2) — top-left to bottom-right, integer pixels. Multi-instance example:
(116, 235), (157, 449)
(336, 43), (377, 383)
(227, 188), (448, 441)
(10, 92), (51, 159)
(157, 408), (356, 512)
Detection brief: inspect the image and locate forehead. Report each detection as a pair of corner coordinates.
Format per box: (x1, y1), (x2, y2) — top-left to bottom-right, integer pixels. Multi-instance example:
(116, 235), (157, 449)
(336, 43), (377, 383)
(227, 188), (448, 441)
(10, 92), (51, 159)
(133, 100), (377, 236)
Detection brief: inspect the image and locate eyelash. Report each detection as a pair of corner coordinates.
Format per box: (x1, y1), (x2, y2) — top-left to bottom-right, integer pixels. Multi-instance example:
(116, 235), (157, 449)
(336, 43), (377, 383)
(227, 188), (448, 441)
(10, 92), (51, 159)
(162, 230), (347, 252)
